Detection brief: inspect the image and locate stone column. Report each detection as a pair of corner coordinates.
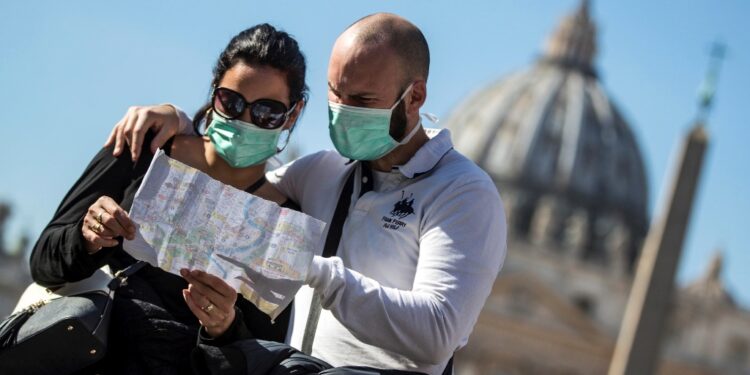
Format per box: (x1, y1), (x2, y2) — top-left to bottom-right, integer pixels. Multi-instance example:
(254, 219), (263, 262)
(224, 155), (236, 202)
(608, 124), (709, 375)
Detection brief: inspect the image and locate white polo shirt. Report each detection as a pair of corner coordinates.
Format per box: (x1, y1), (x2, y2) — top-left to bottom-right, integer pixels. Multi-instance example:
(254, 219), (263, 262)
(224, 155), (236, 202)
(266, 128), (507, 375)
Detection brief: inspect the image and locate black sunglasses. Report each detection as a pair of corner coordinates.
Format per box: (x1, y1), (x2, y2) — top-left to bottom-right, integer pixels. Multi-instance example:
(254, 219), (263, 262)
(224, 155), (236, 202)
(212, 87), (295, 129)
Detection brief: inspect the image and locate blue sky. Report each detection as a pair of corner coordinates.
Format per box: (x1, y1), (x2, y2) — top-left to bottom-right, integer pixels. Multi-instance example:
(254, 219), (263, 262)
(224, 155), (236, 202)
(1, 1), (748, 306)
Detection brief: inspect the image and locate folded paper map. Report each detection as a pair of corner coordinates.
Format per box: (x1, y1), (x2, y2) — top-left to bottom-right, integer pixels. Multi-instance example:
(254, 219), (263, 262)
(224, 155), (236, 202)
(124, 150), (325, 320)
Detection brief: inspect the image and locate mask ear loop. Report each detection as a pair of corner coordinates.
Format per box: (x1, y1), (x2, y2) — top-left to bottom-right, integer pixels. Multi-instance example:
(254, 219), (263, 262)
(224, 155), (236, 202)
(198, 107), (214, 136)
(204, 84), (219, 135)
(277, 128), (292, 153)
(420, 112), (439, 125)
(276, 102), (300, 153)
(391, 82), (416, 110)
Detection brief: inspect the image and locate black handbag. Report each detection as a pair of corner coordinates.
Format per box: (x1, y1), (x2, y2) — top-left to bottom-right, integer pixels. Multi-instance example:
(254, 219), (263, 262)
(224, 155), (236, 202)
(0, 261), (146, 375)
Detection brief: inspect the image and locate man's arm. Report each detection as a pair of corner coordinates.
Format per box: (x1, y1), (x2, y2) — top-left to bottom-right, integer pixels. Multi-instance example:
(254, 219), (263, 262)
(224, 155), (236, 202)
(306, 179), (507, 364)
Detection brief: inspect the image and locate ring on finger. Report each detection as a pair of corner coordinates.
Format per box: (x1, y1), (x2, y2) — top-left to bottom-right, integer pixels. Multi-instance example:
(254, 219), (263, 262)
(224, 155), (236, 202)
(97, 210), (106, 224)
(202, 303), (215, 313)
(88, 223), (102, 234)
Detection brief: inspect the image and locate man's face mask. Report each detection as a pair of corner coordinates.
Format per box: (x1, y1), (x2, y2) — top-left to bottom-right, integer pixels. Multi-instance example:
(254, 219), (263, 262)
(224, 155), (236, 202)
(328, 83), (421, 161)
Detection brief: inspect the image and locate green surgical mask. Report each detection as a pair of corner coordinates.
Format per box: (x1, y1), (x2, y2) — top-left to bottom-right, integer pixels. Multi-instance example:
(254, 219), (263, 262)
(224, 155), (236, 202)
(328, 84), (420, 160)
(206, 113), (283, 168)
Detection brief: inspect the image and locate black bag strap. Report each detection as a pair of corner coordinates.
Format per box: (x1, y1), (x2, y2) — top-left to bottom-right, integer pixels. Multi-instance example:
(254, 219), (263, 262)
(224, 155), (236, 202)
(107, 260), (148, 292)
(93, 260), (149, 338)
(302, 162), (372, 354)
(321, 162), (372, 258)
(442, 355), (454, 375)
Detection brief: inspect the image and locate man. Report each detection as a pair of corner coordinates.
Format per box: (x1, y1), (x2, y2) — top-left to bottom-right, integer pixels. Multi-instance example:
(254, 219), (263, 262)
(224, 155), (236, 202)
(108, 13), (506, 374)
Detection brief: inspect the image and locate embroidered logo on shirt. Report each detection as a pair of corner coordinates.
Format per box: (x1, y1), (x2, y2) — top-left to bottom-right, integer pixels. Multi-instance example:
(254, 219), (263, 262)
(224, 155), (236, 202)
(382, 191), (414, 231)
(390, 191), (415, 219)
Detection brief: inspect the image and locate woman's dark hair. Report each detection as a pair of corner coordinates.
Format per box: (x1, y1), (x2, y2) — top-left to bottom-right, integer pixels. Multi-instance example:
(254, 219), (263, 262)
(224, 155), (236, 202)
(193, 23), (308, 133)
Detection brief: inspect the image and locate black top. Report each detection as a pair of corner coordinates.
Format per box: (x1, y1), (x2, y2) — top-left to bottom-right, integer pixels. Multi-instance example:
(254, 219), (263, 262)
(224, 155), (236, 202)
(29, 132), (295, 346)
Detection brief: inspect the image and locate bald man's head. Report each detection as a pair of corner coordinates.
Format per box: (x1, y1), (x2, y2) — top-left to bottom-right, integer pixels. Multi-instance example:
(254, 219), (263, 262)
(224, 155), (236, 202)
(342, 13), (430, 86)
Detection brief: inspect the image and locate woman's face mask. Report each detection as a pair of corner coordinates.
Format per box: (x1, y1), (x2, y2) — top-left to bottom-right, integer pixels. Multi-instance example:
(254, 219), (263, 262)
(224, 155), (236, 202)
(206, 113), (284, 168)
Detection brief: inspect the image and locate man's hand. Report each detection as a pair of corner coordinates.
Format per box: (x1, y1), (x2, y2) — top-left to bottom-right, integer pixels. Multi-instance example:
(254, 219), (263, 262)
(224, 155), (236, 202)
(104, 105), (182, 162)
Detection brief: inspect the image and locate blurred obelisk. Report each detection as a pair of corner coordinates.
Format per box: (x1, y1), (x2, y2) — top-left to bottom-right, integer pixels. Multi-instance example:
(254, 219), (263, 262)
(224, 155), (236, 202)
(608, 42), (725, 375)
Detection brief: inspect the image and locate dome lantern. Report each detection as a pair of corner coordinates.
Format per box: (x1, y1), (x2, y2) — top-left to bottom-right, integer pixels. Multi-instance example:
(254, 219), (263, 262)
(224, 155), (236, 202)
(543, 0), (597, 76)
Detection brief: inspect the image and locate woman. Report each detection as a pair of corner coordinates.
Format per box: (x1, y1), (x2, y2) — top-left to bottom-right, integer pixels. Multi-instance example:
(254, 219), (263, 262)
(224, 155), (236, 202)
(30, 23), (307, 374)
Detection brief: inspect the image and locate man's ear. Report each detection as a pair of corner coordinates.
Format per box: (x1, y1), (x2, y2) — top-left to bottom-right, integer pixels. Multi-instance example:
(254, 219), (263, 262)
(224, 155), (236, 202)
(407, 80), (427, 115)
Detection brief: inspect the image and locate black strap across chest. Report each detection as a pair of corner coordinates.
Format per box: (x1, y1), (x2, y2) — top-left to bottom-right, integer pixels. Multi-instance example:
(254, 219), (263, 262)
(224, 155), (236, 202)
(300, 162), (372, 354)
(321, 162), (372, 258)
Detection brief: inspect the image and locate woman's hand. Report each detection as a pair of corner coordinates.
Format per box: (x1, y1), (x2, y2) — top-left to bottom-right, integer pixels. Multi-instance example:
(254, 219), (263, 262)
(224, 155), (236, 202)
(104, 104), (182, 162)
(81, 196), (136, 253)
(180, 269), (238, 338)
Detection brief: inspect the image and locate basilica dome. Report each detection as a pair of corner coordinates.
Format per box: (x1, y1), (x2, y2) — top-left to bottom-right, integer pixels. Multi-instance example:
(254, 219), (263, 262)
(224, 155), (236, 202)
(443, 1), (649, 270)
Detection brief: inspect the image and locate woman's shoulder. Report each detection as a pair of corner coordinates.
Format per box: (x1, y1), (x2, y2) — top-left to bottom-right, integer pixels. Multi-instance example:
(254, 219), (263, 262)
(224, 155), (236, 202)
(168, 134), (200, 152)
(168, 135), (206, 165)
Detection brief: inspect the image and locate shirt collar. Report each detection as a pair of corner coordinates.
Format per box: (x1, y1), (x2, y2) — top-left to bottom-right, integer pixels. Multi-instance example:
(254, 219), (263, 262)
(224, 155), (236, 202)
(393, 128), (453, 179)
